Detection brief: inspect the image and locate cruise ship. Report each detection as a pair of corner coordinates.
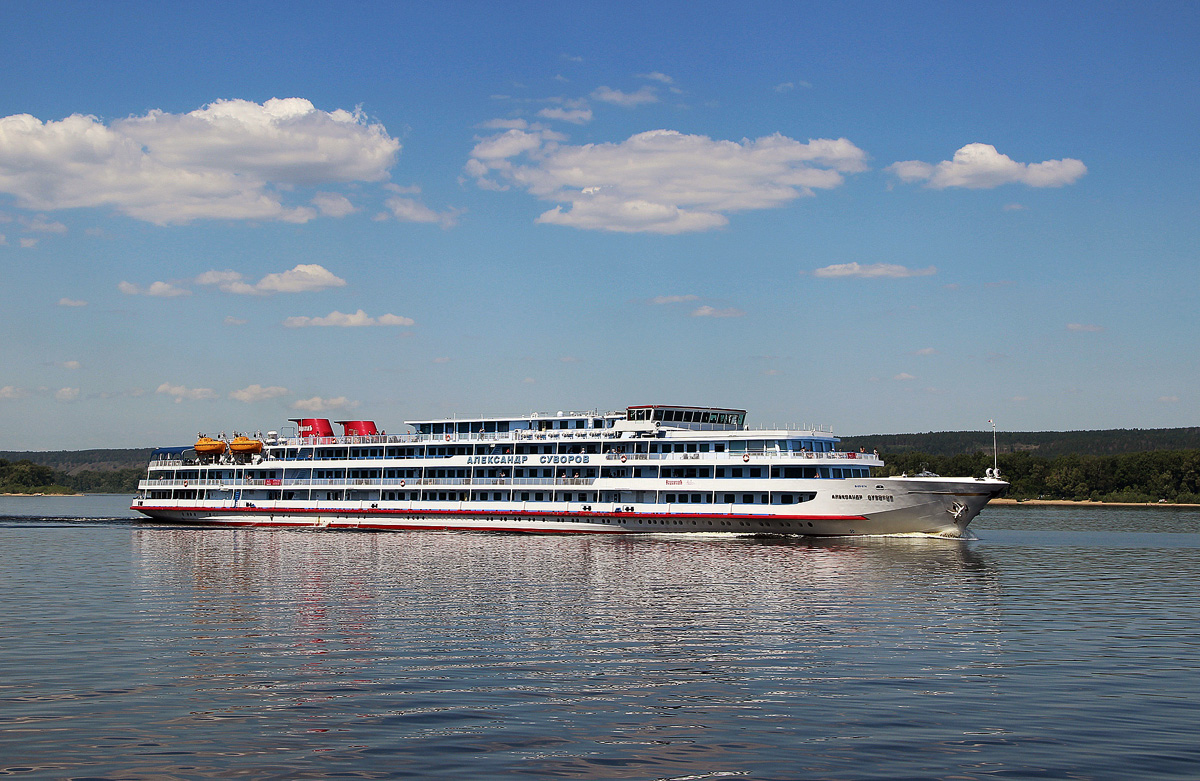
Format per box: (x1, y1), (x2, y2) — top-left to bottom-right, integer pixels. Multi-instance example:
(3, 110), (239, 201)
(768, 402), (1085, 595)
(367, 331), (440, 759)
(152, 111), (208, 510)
(133, 404), (1008, 536)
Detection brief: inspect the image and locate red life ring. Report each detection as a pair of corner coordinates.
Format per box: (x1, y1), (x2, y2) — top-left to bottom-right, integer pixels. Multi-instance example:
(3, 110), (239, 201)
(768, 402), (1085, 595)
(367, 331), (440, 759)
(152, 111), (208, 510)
(400, 480), (406, 487)
(183, 480), (188, 486)
(445, 435), (451, 441)
(620, 454), (627, 463)
(742, 454), (750, 462)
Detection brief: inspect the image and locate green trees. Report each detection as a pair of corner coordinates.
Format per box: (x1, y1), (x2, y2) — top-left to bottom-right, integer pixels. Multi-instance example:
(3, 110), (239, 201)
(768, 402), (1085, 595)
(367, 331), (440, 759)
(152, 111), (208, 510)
(0, 460), (143, 494)
(0, 459), (69, 494)
(874, 450), (1200, 503)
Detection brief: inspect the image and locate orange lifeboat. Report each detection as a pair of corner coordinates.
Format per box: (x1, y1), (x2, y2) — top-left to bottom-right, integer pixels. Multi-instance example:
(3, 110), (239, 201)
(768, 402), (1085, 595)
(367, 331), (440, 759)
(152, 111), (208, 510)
(195, 436), (227, 455)
(229, 436), (263, 455)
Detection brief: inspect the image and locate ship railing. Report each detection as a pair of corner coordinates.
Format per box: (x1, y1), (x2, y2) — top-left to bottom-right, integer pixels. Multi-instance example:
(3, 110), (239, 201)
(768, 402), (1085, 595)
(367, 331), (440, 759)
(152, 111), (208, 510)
(732, 450), (881, 461)
(599, 450), (881, 462)
(406, 477), (597, 487)
(138, 477), (606, 490)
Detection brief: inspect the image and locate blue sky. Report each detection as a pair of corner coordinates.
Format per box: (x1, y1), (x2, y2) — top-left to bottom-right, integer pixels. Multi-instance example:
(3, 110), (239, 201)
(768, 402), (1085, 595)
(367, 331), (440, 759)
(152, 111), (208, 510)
(2, 1), (1197, 449)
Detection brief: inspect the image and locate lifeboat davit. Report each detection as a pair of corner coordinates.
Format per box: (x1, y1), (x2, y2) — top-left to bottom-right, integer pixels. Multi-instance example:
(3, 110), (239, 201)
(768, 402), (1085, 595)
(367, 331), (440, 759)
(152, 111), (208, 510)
(195, 436), (227, 455)
(229, 436), (263, 455)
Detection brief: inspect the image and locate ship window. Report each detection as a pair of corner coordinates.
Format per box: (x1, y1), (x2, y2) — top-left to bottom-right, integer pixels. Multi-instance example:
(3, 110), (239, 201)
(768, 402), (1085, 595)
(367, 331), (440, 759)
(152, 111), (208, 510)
(742, 494), (753, 503)
(686, 443), (697, 452)
(723, 493), (734, 503)
(665, 493), (675, 502)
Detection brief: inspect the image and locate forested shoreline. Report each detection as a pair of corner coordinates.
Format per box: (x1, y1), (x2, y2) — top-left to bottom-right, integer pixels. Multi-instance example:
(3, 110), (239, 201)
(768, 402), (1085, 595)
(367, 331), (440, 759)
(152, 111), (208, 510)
(875, 450), (1200, 504)
(4, 438), (1200, 503)
(0, 460), (146, 495)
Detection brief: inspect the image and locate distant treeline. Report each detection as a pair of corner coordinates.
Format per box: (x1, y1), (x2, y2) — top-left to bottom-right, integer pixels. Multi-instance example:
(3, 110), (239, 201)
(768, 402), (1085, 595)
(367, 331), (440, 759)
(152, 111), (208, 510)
(0, 448), (152, 473)
(840, 428), (1200, 459)
(5, 436), (1200, 501)
(0, 459), (144, 494)
(875, 450), (1200, 504)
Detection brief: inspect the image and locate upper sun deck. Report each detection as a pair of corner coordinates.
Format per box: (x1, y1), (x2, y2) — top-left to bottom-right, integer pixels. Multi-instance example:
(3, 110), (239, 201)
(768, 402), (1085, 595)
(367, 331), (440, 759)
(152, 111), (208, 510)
(271, 406), (837, 451)
(149, 407), (841, 467)
(406, 405), (758, 434)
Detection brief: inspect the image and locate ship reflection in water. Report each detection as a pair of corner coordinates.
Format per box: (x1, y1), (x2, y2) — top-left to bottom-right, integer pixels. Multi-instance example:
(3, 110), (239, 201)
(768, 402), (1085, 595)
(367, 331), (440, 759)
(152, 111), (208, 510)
(128, 529), (1005, 778)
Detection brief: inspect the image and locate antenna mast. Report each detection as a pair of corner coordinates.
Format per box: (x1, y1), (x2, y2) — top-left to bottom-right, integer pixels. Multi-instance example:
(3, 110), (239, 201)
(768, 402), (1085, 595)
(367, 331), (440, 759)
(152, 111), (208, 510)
(989, 419), (998, 474)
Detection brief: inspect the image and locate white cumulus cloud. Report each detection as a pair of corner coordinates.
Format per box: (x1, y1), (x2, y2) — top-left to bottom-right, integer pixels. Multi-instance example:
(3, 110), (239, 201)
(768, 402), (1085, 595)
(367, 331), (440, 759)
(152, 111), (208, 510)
(21, 216), (67, 233)
(195, 263), (346, 295)
(291, 395), (359, 412)
(651, 294), (700, 304)
(283, 309), (415, 328)
(1, 385), (28, 399)
(537, 106), (593, 124)
(381, 196), (460, 228)
(591, 86), (659, 107)
(0, 98), (400, 224)
(691, 305), (745, 318)
(812, 262), (936, 279)
(230, 384), (289, 403)
(637, 72), (675, 84)
(1067, 323), (1104, 332)
(55, 387), (80, 402)
(119, 280), (192, 297)
(156, 382), (218, 402)
(311, 192), (356, 217)
(58, 297), (87, 307)
(466, 129), (867, 234)
(888, 143), (1086, 189)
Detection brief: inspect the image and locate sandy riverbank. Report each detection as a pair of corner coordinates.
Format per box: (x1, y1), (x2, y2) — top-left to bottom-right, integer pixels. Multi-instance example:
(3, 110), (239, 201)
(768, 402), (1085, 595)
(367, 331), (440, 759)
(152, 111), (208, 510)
(1, 491), (84, 499)
(992, 498), (1199, 508)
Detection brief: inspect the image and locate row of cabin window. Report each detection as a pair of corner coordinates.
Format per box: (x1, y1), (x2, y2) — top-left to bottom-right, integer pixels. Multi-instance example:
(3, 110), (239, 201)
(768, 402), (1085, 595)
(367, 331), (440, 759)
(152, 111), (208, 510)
(308, 465), (869, 480)
(281, 438), (840, 461)
(375, 491), (812, 504)
(170, 463), (870, 482)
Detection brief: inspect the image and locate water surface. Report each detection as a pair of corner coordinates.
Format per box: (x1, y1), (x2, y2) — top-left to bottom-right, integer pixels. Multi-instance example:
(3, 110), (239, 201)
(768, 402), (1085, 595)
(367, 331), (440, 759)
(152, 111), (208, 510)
(1, 497), (1197, 779)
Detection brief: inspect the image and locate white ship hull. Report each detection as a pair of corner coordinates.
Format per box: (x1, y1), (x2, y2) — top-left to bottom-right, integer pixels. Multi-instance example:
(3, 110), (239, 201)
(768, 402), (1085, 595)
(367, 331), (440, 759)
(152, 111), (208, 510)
(134, 476), (1006, 538)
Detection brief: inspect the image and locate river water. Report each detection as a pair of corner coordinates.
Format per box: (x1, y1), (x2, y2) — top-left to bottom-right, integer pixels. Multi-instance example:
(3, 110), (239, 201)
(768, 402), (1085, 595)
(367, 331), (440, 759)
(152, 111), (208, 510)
(1, 496), (1197, 780)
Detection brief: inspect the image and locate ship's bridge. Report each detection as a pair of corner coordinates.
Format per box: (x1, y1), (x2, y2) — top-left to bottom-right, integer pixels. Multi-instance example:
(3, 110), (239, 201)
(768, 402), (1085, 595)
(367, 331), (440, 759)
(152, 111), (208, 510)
(627, 405), (746, 430)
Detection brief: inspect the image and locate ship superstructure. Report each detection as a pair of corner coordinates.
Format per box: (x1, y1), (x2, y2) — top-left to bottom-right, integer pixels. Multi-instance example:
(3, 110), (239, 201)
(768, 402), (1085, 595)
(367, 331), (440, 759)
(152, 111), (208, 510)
(134, 405), (1007, 536)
